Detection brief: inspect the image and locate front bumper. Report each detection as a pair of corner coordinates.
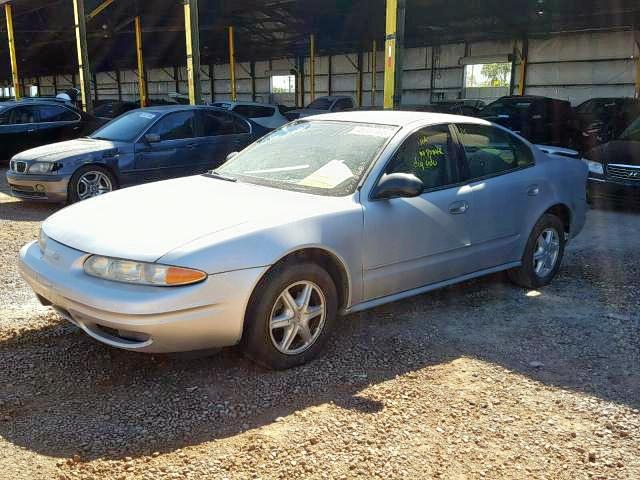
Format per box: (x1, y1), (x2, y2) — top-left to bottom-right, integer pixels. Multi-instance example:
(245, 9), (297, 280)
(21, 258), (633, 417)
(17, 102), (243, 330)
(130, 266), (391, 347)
(588, 178), (640, 205)
(19, 239), (266, 353)
(6, 171), (70, 203)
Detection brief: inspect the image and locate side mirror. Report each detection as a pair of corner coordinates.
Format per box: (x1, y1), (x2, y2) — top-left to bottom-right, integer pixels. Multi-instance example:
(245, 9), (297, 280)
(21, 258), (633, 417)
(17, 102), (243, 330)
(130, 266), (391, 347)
(226, 151), (239, 162)
(372, 173), (424, 200)
(144, 133), (161, 144)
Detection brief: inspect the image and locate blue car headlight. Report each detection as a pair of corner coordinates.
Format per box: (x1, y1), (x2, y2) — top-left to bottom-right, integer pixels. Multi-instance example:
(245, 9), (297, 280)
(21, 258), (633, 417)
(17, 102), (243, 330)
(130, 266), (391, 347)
(28, 162), (63, 175)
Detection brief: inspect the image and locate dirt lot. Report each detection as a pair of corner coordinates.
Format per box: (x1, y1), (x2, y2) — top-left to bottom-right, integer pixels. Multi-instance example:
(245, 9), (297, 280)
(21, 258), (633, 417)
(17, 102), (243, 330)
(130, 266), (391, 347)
(0, 167), (638, 480)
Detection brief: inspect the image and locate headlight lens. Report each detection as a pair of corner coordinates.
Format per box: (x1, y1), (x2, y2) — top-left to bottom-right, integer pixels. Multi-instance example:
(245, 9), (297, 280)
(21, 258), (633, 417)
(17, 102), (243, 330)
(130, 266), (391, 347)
(38, 228), (48, 254)
(583, 160), (604, 175)
(84, 256), (207, 287)
(28, 162), (62, 175)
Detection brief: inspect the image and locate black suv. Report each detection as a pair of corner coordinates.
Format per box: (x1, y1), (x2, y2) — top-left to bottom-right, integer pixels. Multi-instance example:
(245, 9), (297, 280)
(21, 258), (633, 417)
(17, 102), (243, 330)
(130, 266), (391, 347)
(478, 95), (575, 147)
(0, 99), (104, 163)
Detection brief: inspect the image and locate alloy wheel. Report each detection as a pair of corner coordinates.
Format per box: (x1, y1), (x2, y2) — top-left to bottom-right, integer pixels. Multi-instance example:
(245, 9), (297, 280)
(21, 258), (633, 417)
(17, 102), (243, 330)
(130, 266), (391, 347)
(77, 171), (113, 200)
(533, 228), (561, 278)
(269, 281), (327, 355)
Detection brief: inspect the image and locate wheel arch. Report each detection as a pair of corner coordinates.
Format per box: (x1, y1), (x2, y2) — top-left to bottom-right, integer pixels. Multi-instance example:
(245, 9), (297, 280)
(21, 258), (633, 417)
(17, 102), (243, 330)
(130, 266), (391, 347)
(544, 203), (572, 234)
(251, 247), (352, 313)
(68, 162), (118, 194)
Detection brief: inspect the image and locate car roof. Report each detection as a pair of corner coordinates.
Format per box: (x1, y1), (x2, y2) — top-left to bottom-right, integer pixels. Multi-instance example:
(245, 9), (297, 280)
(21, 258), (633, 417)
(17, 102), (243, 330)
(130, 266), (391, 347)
(496, 95), (570, 104)
(139, 104), (227, 113)
(1, 98), (78, 108)
(213, 101), (276, 107)
(305, 110), (491, 127)
(313, 95), (353, 101)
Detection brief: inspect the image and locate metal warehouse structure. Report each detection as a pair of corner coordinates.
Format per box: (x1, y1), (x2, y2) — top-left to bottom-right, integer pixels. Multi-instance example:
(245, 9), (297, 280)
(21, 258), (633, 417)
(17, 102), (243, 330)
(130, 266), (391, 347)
(0, 0), (639, 112)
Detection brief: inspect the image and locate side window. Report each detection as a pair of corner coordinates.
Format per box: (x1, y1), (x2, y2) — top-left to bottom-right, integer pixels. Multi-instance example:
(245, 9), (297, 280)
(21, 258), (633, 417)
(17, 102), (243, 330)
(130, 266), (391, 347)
(384, 124), (458, 190)
(333, 99), (353, 112)
(252, 106), (276, 118)
(457, 124), (533, 179)
(200, 111), (239, 136)
(234, 117), (250, 134)
(37, 105), (80, 123)
(530, 101), (545, 119)
(7, 106), (38, 125)
(232, 105), (254, 118)
(148, 111), (196, 141)
(233, 105), (274, 118)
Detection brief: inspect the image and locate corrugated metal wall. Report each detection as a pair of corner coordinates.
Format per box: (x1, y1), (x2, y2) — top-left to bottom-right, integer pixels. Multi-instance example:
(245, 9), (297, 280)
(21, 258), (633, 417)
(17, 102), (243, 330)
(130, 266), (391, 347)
(525, 31), (637, 104)
(11, 30), (640, 107)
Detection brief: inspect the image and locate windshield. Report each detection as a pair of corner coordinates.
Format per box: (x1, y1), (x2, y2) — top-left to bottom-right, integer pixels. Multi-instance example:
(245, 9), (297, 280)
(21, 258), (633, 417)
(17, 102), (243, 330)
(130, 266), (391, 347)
(90, 110), (160, 142)
(481, 99), (533, 116)
(216, 120), (397, 196)
(619, 116), (640, 141)
(307, 98), (333, 110)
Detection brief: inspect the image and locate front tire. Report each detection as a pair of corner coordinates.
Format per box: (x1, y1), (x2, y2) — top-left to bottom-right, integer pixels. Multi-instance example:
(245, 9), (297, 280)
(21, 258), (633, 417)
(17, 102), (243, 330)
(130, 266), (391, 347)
(508, 214), (566, 289)
(242, 262), (338, 370)
(68, 165), (116, 204)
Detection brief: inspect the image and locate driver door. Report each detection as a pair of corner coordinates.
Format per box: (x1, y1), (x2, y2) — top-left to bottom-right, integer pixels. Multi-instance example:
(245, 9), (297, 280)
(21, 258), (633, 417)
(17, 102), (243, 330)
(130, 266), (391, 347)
(361, 124), (474, 301)
(135, 110), (198, 183)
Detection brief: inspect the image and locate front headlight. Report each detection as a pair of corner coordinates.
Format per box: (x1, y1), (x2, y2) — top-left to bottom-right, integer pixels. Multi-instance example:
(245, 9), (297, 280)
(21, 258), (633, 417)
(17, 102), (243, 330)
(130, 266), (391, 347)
(28, 162), (62, 175)
(583, 160), (604, 175)
(38, 228), (48, 254)
(83, 255), (207, 287)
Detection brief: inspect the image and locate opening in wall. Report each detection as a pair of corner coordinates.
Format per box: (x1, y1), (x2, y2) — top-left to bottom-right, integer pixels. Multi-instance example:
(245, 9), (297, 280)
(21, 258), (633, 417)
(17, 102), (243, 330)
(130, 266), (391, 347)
(464, 63), (511, 102)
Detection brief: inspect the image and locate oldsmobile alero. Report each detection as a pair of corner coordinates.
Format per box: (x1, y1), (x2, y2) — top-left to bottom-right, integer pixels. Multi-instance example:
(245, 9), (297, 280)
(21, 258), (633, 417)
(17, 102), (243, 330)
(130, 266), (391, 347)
(19, 111), (588, 369)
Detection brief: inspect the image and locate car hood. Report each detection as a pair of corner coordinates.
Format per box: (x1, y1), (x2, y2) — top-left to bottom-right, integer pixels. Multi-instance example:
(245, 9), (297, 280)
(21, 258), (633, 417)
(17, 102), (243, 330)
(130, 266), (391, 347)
(42, 175), (352, 263)
(12, 138), (126, 162)
(585, 140), (640, 166)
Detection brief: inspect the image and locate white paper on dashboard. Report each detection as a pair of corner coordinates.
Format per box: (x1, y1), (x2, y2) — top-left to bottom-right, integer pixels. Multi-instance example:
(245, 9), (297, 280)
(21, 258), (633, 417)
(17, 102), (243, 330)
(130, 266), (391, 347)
(299, 160), (353, 189)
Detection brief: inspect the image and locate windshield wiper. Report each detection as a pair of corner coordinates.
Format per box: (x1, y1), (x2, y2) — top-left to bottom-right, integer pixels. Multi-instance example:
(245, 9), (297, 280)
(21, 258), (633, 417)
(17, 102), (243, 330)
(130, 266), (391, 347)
(205, 170), (238, 182)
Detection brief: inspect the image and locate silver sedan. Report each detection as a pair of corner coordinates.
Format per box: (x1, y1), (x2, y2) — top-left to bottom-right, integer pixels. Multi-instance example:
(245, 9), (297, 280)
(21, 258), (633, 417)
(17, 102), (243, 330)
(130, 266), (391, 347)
(19, 111), (588, 369)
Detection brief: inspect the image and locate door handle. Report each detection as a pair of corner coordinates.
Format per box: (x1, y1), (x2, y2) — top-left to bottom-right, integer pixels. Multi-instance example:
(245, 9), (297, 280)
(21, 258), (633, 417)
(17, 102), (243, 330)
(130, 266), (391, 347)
(527, 185), (540, 196)
(449, 201), (469, 215)
(27, 128), (36, 133)
(187, 143), (197, 149)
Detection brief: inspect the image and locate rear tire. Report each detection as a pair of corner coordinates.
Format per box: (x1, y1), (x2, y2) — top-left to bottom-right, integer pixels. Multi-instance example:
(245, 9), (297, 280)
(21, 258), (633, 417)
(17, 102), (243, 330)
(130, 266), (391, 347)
(508, 214), (566, 289)
(242, 262), (338, 370)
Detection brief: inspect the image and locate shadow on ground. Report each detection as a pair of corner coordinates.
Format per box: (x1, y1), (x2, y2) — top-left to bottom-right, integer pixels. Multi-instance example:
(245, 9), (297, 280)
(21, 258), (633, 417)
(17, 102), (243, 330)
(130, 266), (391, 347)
(1, 241), (638, 460)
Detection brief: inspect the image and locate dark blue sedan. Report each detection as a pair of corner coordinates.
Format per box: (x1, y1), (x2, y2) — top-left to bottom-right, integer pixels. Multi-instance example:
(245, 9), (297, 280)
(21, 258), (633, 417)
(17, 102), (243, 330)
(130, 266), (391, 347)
(6, 105), (268, 203)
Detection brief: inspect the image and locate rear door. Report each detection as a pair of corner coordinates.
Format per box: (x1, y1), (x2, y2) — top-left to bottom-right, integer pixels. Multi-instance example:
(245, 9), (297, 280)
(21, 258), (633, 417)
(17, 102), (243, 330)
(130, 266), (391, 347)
(454, 123), (540, 269)
(195, 110), (252, 171)
(134, 110), (198, 182)
(0, 105), (41, 159)
(33, 104), (83, 145)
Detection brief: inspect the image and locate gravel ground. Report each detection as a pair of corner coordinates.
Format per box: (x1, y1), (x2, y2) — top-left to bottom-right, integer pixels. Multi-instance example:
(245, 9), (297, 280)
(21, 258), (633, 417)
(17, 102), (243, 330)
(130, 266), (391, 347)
(0, 167), (639, 480)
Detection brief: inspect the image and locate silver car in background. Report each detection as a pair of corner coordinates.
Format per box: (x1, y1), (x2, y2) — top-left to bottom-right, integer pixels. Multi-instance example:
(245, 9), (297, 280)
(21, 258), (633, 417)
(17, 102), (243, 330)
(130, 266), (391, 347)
(19, 111), (588, 369)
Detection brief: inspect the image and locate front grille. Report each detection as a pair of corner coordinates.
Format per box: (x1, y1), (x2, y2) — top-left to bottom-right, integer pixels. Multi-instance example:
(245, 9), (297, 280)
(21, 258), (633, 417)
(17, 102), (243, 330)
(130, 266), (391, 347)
(607, 164), (640, 183)
(10, 160), (27, 173)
